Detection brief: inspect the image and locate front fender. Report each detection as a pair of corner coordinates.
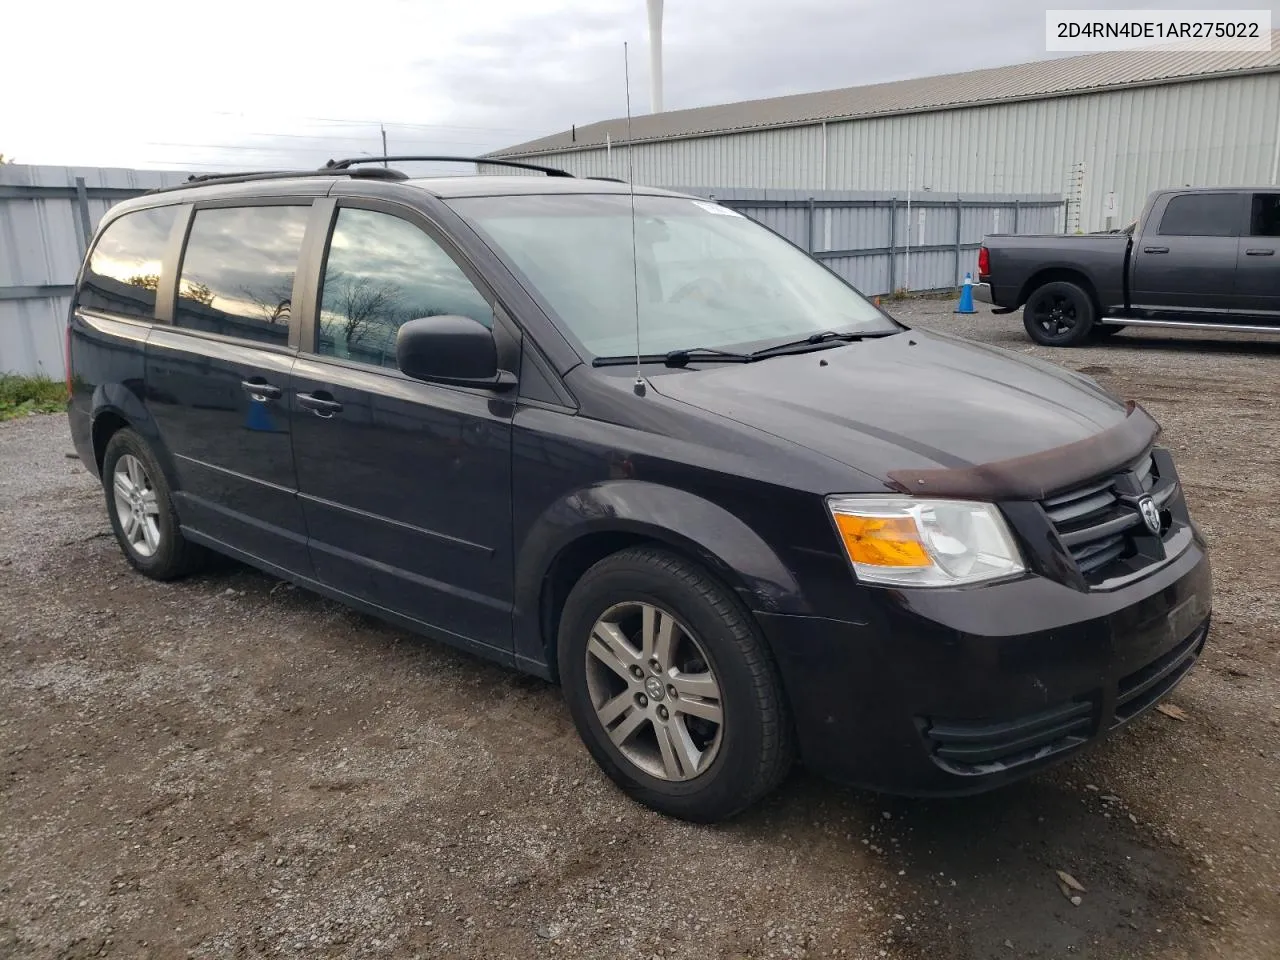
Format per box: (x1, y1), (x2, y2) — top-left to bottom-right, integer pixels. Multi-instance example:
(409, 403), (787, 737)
(513, 480), (811, 673)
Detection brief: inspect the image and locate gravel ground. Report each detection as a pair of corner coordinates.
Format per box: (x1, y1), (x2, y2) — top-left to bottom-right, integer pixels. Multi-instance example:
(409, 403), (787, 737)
(1, 303), (1277, 960)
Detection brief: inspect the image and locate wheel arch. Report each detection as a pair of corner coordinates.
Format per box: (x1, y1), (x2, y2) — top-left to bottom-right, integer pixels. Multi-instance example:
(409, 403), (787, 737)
(514, 481), (811, 681)
(88, 385), (176, 485)
(1018, 268), (1102, 317)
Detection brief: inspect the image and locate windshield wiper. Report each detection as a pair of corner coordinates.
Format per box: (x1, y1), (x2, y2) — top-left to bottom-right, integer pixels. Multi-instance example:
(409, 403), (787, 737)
(592, 347), (752, 368)
(747, 329), (889, 360)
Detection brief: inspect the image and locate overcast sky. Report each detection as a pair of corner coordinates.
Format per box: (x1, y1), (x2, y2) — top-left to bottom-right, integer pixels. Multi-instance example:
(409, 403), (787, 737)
(3, 0), (1276, 172)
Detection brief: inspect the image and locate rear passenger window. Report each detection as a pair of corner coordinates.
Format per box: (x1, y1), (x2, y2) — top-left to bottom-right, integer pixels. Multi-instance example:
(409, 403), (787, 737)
(1249, 194), (1280, 237)
(317, 208), (492, 368)
(1158, 194), (1241, 237)
(175, 205), (309, 344)
(77, 206), (178, 320)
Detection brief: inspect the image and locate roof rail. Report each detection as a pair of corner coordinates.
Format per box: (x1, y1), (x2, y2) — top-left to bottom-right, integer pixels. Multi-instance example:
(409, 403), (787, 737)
(586, 176), (628, 183)
(144, 166), (409, 195)
(326, 155), (575, 178)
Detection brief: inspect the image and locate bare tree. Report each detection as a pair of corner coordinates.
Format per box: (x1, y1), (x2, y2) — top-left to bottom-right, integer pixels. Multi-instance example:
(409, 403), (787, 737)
(241, 276), (294, 325)
(326, 271), (402, 349)
(178, 280), (215, 306)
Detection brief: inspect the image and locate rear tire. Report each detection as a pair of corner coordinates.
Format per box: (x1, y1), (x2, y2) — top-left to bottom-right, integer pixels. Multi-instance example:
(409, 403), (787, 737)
(558, 546), (794, 822)
(1023, 281), (1096, 346)
(102, 428), (207, 581)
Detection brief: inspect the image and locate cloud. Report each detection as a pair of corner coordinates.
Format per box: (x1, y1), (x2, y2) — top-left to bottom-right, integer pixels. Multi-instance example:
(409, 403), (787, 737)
(4, 0), (1275, 170)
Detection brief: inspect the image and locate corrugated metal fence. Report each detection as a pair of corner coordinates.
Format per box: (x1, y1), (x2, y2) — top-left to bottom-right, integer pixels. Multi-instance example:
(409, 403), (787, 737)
(676, 188), (1064, 297)
(1, 164), (1064, 378)
(0, 164), (189, 379)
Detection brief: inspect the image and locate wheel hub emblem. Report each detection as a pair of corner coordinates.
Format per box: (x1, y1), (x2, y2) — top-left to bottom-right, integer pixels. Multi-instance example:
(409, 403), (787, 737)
(1138, 496), (1161, 535)
(644, 676), (666, 701)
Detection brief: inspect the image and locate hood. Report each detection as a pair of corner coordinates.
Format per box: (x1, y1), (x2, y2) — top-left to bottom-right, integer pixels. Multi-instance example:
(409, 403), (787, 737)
(646, 330), (1134, 483)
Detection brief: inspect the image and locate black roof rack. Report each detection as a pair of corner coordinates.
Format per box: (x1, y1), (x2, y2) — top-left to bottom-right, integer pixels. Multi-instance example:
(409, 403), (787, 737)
(586, 177), (628, 183)
(145, 165), (408, 195)
(326, 155), (574, 178)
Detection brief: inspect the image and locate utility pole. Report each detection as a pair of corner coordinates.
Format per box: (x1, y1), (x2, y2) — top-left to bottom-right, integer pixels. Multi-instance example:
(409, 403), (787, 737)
(380, 125), (388, 166)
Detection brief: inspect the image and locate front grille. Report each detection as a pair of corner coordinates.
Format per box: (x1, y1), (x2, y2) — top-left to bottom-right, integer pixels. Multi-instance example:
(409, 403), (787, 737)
(1040, 452), (1177, 584)
(1113, 620), (1208, 725)
(922, 699), (1094, 774)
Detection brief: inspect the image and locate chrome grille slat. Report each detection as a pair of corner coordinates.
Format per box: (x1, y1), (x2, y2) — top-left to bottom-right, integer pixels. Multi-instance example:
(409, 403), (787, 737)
(1075, 537), (1126, 573)
(1042, 477), (1113, 509)
(1134, 456), (1154, 491)
(1040, 453), (1167, 583)
(1044, 488), (1117, 524)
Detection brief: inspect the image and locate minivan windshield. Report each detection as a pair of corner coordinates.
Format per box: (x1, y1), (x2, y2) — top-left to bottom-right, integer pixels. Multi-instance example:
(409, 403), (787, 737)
(449, 193), (898, 358)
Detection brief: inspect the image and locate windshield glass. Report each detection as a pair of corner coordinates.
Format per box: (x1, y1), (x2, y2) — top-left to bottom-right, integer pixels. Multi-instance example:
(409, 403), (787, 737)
(449, 193), (897, 357)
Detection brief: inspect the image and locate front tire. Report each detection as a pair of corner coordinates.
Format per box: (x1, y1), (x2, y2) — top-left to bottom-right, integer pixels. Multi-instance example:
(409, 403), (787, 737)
(1023, 280), (1096, 346)
(102, 428), (207, 581)
(558, 547), (794, 822)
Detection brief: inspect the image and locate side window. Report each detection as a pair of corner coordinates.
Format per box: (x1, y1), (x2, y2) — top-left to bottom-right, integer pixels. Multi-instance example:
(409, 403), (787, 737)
(174, 205), (309, 345)
(1249, 194), (1280, 237)
(77, 206), (178, 320)
(317, 207), (492, 368)
(1157, 194), (1241, 238)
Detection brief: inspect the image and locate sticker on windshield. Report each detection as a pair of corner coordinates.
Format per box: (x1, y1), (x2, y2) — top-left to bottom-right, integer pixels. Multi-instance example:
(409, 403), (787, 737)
(692, 200), (743, 217)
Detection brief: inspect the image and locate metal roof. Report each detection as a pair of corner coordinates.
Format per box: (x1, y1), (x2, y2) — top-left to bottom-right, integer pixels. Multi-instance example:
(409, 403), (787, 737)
(494, 34), (1280, 157)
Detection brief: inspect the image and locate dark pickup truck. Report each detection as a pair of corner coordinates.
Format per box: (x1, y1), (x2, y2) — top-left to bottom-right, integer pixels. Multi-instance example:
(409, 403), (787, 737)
(976, 187), (1280, 346)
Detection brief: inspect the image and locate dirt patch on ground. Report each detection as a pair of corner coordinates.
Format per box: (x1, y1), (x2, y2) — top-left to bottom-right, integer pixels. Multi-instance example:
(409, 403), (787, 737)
(1, 305), (1277, 959)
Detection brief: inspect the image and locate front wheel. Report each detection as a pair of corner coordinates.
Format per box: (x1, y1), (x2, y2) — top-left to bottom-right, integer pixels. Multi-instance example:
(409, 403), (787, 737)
(1023, 281), (1096, 346)
(558, 547), (794, 822)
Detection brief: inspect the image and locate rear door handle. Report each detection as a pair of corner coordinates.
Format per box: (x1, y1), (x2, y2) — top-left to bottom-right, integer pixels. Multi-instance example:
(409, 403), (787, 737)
(1143, 246), (1169, 254)
(1245, 248), (1275, 256)
(296, 392), (343, 417)
(241, 379), (282, 401)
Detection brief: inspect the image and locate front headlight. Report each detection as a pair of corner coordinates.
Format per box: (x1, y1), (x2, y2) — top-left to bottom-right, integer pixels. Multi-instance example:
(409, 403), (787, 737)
(827, 496), (1025, 587)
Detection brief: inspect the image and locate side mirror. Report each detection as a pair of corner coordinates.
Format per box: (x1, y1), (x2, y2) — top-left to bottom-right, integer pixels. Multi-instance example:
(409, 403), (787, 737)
(395, 315), (516, 391)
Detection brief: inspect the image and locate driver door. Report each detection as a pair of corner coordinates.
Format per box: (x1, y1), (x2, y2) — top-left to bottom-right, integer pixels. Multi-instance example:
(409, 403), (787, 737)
(289, 199), (517, 652)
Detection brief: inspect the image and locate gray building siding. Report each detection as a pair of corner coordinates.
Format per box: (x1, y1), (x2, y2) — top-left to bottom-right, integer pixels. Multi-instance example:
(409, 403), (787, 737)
(497, 72), (1280, 234)
(1, 164), (190, 379)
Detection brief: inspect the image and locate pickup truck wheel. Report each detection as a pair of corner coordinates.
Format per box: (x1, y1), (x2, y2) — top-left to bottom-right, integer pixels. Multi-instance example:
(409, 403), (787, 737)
(1023, 281), (1095, 346)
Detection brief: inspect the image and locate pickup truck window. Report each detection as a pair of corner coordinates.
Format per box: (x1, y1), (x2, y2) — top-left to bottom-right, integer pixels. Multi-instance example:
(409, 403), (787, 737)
(1249, 194), (1280, 237)
(1158, 194), (1241, 238)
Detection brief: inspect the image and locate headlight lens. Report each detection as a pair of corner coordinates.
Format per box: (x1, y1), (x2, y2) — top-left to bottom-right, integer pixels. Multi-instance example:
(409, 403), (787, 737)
(827, 496), (1024, 587)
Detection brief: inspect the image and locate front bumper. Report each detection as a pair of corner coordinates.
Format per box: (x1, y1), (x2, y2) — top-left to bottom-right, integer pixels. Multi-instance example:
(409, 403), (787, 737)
(759, 535), (1211, 796)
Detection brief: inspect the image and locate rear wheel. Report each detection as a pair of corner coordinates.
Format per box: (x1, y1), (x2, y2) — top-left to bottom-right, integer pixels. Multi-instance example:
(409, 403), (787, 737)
(558, 547), (794, 822)
(1023, 281), (1096, 346)
(102, 428), (207, 580)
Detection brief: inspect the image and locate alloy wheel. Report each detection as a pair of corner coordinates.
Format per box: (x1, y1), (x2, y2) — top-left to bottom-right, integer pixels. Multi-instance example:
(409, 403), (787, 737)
(584, 601), (724, 781)
(112, 453), (162, 558)
(1030, 292), (1078, 337)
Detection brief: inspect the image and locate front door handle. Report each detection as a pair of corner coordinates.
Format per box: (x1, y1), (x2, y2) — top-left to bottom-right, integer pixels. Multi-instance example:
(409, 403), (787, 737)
(1143, 246), (1169, 254)
(1245, 248), (1275, 256)
(241, 379), (282, 401)
(296, 392), (344, 417)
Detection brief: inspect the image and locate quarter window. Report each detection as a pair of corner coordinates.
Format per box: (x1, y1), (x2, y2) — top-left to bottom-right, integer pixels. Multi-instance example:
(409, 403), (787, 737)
(77, 206), (178, 320)
(1157, 194), (1241, 238)
(317, 208), (492, 368)
(175, 205), (309, 344)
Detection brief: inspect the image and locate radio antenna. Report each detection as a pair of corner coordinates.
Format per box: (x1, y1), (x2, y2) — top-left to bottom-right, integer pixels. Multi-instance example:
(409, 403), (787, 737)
(623, 42), (646, 398)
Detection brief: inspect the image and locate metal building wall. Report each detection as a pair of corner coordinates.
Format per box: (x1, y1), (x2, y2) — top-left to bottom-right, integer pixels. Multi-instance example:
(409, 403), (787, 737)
(690, 188), (1061, 296)
(0, 165), (189, 379)
(504, 72), (1280, 234)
